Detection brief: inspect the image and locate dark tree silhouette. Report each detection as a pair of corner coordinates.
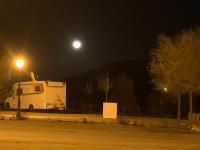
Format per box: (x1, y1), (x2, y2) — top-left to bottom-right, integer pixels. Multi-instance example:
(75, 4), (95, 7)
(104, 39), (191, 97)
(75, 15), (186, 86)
(110, 74), (137, 110)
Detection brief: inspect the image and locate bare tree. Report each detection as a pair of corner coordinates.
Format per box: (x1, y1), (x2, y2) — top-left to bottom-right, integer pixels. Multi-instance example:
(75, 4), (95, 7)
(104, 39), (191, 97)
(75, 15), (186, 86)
(97, 72), (114, 102)
(0, 54), (13, 89)
(84, 81), (93, 112)
(149, 28), (200, 119)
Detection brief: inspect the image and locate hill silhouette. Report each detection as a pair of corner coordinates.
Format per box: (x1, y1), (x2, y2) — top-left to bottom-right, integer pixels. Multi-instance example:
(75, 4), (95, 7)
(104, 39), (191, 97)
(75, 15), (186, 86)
(65, 60), (152, 107)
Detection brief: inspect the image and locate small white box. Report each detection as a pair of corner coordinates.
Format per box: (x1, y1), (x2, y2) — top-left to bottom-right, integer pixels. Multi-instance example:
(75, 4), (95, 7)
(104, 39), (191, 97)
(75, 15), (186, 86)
(103, 102), (117, 119)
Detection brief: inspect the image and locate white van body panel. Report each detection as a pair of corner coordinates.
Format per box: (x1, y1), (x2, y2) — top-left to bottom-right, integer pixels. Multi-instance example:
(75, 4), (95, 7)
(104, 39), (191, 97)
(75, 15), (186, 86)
(5, 81), (66, 110)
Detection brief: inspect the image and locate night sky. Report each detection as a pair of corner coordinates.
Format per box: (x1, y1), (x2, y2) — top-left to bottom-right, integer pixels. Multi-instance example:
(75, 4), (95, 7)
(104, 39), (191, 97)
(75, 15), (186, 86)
(0, 0), (200, 79)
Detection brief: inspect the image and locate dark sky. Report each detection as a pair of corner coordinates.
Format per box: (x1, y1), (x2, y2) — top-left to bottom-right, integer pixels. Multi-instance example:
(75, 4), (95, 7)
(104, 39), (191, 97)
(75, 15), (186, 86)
(0, 0), (200, 79)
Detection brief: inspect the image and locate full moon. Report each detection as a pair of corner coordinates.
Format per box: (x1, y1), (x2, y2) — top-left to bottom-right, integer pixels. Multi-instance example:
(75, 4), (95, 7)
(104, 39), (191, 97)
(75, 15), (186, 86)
(72, 40), (82, 49)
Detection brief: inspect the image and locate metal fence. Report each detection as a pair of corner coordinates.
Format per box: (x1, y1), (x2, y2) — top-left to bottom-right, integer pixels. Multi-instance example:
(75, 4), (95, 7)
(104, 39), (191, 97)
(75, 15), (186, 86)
(66, 103), (175, 118)
(0, 102), (175, 118)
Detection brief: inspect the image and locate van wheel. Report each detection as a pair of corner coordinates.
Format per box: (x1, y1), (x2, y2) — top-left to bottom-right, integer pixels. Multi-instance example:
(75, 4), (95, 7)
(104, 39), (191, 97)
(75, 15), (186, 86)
(5, 103), (10, 110)
(29, 104), (34, 111)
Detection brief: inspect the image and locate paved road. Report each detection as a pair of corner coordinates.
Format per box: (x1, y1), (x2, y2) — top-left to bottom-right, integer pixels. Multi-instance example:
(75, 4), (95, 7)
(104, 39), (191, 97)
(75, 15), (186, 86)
(0, 120), (199, 150)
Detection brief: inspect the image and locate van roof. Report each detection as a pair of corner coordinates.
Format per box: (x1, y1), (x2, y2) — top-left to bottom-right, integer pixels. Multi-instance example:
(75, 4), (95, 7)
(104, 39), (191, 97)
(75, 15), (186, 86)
(13, 80), (66, 86)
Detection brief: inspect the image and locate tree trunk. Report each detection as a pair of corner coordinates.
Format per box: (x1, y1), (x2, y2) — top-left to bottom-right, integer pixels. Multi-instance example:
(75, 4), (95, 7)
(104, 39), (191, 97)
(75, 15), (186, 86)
(106, 79), (108, 102)
(189, 92), (193, 113)
(88, 94), (91, 113)
(105, 91), (108, 102)
(177, 91), (181, 120)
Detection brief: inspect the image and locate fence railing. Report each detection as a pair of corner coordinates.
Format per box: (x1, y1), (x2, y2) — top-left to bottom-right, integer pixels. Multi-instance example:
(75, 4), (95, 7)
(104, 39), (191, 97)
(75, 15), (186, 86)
(66, 103), (175, 118)
(0, 102), (175, 118)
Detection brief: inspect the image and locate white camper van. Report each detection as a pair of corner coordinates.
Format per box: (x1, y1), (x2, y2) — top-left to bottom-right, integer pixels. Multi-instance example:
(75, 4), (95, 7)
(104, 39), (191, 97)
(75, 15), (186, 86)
(4, 80), (66, 110)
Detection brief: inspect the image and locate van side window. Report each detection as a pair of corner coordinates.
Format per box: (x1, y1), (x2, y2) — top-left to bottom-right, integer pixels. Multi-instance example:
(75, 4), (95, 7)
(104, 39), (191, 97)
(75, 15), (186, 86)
(35, 84), (43, 92)
(35, 86), (40, 92)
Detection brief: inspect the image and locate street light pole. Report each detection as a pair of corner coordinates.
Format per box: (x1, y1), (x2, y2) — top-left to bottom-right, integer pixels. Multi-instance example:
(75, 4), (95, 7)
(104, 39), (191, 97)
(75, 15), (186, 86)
(16, 69), (21, 119)
(15, 58), (24, 120)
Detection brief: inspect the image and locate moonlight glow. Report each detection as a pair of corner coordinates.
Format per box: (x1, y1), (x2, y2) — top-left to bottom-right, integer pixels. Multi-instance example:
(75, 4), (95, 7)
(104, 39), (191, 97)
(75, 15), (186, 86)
(72, 40), (82, 49)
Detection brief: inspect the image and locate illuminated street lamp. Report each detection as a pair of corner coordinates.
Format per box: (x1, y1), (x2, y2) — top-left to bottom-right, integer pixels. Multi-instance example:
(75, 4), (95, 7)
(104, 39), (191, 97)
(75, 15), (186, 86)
(16, 58), (24, 119)
(163, 87), (168, 92)
(16, 59), (24, 69)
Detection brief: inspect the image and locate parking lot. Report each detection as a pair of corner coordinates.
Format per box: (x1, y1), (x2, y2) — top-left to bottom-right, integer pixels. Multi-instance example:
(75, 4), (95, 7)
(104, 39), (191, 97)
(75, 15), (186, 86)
(0, 119), (199, 150)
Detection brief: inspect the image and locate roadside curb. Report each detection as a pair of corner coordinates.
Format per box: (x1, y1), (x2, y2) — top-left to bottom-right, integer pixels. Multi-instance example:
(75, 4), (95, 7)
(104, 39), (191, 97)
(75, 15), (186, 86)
(0, 111), (200, 134)
(0, 112), (118, 125)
